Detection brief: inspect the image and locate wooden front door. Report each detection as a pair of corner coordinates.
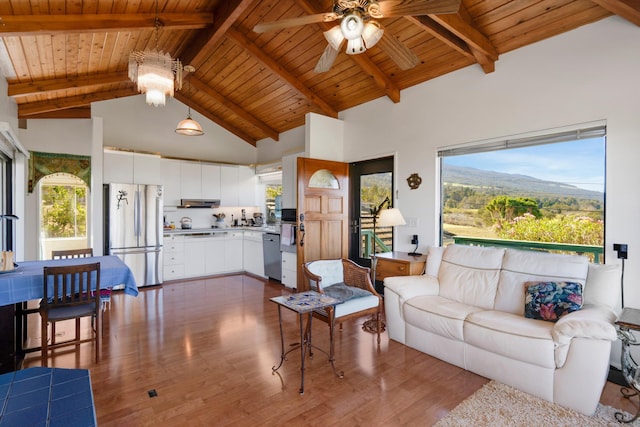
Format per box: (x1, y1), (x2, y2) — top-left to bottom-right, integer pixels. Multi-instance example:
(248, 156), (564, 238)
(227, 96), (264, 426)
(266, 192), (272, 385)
(296, 157), (349, 288)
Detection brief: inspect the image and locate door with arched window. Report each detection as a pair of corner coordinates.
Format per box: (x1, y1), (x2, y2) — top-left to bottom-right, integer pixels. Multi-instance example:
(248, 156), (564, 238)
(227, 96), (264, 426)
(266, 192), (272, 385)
(38, 173), (89, 260)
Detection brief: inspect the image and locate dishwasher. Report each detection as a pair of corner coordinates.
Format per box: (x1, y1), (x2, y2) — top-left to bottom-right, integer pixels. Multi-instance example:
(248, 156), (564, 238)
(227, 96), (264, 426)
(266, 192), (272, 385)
(262, 233), (282, 281)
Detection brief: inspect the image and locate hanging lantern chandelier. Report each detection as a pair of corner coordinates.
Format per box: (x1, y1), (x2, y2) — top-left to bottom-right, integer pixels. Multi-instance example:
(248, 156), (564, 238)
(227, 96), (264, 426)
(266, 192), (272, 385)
(128, 1), (184, 107)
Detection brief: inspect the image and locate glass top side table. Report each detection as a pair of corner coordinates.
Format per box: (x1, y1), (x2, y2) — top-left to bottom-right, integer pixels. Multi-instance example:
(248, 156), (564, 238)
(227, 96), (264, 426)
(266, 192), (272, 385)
(615, 307), (640, 423)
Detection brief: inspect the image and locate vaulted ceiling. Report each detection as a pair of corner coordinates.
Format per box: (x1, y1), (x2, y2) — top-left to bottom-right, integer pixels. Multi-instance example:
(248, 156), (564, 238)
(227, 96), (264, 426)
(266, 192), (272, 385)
(0, 1), (638, 146)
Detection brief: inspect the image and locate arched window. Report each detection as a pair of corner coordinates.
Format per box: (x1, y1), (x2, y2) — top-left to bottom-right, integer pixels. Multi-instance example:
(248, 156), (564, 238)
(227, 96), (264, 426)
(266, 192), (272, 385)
(38, 173), (89, 260)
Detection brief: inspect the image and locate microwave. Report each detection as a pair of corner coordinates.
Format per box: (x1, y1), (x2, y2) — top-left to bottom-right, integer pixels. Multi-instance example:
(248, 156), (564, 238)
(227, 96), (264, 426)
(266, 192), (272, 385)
(281, 208), (297, 223)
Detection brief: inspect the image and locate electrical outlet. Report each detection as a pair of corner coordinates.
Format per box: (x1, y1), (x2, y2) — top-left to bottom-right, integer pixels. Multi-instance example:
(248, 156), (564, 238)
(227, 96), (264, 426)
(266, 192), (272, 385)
(405, 217), (418, 227)
(614, 243), (628, 259)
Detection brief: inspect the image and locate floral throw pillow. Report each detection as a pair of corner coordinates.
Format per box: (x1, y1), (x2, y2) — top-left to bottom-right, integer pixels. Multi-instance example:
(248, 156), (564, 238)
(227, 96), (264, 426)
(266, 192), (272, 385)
(524, 281), (583, 322)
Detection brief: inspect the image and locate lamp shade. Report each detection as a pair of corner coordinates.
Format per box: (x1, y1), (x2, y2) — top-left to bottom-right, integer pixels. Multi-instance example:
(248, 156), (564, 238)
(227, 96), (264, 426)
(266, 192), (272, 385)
(324, 26), (345, 51)
(362, 22), (384, 48)
(175, 114), (204, 136)
(377, 208), (406, 227)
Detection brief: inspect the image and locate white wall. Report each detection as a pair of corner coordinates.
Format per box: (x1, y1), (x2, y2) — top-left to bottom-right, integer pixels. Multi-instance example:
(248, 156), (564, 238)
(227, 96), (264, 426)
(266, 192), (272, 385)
(256, 126), (305, 164)
(92, 95), (257, 165)
(17, 119), (99, 259)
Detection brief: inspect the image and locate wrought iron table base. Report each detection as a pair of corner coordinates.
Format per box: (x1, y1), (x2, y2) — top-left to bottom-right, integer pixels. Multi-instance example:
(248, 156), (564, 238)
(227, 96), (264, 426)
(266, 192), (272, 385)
(272, 305), (343, 395)
(616, 327), (640, 423)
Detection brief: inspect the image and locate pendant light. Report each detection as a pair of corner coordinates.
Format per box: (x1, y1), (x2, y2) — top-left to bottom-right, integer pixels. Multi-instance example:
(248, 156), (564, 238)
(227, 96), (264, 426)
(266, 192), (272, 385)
(175, 65), (204, 136)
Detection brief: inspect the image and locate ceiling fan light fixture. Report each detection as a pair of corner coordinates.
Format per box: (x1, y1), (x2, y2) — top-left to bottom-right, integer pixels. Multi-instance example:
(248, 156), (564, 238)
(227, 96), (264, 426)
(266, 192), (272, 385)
(175, 109), (204, 136)
(324, 26), (345, 51)
(340, 12), (364, 40)
(346, 37), (366, 55)
(362, 21), (384, 48)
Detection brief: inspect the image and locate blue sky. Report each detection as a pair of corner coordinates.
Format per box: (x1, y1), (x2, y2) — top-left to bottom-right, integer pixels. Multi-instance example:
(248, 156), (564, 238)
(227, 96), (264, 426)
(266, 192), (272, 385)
(444, 138), (605, 193)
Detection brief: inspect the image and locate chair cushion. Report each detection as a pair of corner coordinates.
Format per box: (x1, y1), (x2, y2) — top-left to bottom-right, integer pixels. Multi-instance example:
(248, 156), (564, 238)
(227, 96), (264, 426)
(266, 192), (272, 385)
(334, 294), (379, 318)
(403, 295), (483, 341)
(306, 260), (343, 287)
(524, 281), (583, 322)
(322, 282), (372, 303)
(584, 263), (621, 309)
(46, 303), (96, 321)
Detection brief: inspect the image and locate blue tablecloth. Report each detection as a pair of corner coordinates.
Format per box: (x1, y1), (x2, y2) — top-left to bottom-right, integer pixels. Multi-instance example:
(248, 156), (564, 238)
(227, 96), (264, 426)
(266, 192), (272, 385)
(0, 367), (96, 426)
(0, 255), (138, 306)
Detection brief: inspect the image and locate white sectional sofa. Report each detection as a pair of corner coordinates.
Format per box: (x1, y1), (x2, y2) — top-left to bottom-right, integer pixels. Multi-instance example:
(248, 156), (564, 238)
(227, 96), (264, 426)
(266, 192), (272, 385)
(384, 244), (621, 415)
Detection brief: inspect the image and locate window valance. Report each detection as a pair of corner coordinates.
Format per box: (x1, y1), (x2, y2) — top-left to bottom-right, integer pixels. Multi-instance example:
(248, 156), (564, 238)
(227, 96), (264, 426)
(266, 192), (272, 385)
(28, 151), (91, 193)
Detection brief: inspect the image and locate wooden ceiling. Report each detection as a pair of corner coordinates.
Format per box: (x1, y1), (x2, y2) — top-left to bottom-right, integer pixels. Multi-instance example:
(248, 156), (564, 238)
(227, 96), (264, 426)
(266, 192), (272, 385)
(0, 1), (638, 146)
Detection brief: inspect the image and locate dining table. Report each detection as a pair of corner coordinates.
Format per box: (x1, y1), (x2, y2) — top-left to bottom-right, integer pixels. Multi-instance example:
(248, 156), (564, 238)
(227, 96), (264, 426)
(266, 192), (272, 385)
(0, 255), (139, 372)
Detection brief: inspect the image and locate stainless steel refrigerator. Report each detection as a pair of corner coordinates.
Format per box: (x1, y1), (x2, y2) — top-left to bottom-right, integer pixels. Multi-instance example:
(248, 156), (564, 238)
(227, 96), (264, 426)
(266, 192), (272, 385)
(104, 183), (163, 287)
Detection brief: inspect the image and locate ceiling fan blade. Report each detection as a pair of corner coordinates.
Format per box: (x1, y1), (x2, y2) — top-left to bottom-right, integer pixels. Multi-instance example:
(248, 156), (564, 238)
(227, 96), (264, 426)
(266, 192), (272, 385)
(375, 0), (461, 17)
(253, 12), (339, 33)
(314, 43), (341, 73)
(376, 31), (419, 70)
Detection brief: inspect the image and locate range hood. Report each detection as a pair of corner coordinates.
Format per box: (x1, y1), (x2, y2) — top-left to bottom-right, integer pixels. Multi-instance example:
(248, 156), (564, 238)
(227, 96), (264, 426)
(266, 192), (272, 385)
(179, 199), (221, 209)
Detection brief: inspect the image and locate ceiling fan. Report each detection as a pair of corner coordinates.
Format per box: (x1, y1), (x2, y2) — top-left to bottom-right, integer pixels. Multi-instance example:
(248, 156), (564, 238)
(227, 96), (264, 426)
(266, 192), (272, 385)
(253, 0), (461, 73)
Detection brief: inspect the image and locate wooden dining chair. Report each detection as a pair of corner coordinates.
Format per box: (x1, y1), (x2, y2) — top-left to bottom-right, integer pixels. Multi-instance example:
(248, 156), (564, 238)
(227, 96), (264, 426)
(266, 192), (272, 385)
(40, 262), (101, 366)
(51, 248), (94, 259)
(52, 248), (111, 310)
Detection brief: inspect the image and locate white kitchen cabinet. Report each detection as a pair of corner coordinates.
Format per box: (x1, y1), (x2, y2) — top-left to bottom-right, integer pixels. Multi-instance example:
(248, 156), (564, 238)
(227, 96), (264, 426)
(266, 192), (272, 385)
(281, 251), (297, 289)
(161, 159), (181, 206)
(180, 161), (202, 200)
(103, 151), (134, 184)
(201, 164), (221, 200)
(238, 165), (257, 206)
(133, 153), (162, 185)
(221, 165), (256, 207)
(220, 166), (239, 207)
(243, 231), (264, 277)
(225, 232), (244, 272)
(163, 234), (185, 281)
(184, 237), (206, 277)
(204, 236), (226, 275)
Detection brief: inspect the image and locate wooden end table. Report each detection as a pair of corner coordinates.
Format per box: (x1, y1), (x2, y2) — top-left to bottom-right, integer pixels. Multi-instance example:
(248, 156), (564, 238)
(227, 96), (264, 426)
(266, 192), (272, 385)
(615, 307), (640, 423)
(270, 291), (343, 394)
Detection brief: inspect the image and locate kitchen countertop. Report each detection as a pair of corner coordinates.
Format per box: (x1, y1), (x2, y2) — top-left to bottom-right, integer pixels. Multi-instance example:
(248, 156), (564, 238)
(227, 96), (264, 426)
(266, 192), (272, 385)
(163, 226), (279, 235)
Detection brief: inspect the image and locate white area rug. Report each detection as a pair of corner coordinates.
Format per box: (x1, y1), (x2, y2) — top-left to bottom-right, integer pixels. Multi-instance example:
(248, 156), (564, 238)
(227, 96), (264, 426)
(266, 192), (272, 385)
(434, 381), (639, 426)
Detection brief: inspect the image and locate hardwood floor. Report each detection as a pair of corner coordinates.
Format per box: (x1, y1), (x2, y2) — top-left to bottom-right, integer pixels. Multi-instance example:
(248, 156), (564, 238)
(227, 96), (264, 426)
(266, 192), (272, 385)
(23, 274), (637, 426)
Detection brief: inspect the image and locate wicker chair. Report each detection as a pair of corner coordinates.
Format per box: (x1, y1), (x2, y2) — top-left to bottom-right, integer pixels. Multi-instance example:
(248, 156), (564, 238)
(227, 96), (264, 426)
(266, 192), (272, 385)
(301, 258), (383, 344)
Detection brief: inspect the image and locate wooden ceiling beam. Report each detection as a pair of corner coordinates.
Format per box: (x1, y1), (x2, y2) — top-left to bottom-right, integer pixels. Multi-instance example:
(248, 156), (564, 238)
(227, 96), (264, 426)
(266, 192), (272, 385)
(8, 71), (128, 97)
(189, 77), (279, 141)
(18, 88), (137, 117)
(180, 0), (255, 68)
(174, 92), (256, 146)
(405, 16), (474, 60)
(294, 0), (401, 103)
(591, 0), (640, 26)
(23, 106), (92, 120)
(428, 6), (498, 73)
(226, 27), (339, 119)
(0, 13), (213, 36)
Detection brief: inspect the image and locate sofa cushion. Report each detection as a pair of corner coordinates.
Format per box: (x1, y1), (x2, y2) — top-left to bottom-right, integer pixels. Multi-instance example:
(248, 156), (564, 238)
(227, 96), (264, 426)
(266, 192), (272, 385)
(403, 295), (483, 341)
(425, 246), (444, 276)
(465, 310), (556, 369)
(584, 263), (621, 309)
(524, 281), (583, 322)
(495, 249), (588, 315)
(438, 245), (505, 310)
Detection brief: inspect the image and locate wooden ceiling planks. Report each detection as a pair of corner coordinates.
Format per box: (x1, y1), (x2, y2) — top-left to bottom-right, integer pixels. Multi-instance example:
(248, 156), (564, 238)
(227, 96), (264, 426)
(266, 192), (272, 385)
(0, 0), (631, 144)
